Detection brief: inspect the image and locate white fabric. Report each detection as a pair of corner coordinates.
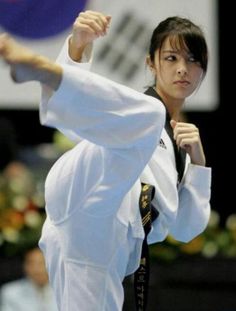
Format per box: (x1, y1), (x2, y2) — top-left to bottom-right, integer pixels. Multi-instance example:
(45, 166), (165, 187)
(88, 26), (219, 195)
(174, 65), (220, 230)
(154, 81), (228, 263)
(0, 278), (57, 311)
(38, 40), (211, 311)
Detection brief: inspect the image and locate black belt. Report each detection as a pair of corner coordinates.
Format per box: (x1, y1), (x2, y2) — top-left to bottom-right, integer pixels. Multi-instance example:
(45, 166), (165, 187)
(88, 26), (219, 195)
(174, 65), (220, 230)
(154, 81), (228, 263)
(134, 183), (159, 311)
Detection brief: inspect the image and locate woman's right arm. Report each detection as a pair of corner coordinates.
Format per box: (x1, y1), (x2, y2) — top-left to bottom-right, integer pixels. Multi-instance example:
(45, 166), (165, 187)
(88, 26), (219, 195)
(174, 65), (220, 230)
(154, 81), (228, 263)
(69, 10), (111, 62)
(56, 11), (111, 68)
(40, 11), (166, 149)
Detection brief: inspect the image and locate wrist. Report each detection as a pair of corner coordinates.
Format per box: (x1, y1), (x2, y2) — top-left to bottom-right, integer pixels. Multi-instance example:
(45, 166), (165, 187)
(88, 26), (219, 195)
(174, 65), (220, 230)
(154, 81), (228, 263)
(68, 37), (87, 62)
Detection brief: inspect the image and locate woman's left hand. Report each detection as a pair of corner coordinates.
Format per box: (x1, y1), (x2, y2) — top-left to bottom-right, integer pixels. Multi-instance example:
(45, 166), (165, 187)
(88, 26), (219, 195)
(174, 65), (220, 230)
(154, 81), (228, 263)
(170, 120), (206, 166)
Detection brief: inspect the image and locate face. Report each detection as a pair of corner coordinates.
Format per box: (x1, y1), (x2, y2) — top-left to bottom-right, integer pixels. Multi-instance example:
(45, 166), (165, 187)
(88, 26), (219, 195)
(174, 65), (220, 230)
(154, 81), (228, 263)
(150, 36), (204, 104)
(23, 248), (49, 287)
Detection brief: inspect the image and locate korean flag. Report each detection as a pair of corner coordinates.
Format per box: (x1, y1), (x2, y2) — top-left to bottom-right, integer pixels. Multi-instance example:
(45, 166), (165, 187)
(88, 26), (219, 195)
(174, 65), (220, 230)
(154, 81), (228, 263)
(0, 0), (218, 111)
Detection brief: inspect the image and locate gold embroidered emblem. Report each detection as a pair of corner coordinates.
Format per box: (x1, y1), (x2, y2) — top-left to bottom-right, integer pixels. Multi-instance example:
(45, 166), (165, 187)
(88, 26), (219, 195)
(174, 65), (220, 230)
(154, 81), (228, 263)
(142, 185), (149, 192)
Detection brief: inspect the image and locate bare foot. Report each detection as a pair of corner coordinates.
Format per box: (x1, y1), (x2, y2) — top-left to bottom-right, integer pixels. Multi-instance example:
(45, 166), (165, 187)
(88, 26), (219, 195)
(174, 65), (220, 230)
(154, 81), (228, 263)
(0, 33), (40, 82)
(0, 33), (62, 89)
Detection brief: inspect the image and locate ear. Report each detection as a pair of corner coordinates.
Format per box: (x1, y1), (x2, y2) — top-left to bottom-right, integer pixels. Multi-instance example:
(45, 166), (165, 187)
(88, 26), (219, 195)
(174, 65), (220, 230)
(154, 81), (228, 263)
(146, 55), (156, 74)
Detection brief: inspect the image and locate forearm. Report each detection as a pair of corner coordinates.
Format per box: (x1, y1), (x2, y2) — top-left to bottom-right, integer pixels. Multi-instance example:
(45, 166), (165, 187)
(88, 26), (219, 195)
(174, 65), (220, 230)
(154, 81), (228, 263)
(56, 36), (92, 70)
(68, 36), (87, 62)
(67, 10), (111, 63)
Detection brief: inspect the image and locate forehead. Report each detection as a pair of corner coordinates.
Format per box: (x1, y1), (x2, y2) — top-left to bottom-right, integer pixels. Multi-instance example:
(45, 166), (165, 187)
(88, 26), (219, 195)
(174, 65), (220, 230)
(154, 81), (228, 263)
(161, 35), (189, 52)
(25, 249), (44, 262)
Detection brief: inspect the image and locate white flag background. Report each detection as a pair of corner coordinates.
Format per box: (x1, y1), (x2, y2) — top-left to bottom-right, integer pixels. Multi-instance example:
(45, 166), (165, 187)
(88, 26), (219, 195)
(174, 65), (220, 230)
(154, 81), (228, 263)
(0, 0), (218, 111)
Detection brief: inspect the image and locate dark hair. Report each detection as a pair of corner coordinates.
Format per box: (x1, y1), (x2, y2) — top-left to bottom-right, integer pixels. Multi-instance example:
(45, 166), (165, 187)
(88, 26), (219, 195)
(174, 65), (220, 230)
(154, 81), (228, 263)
(149, 16), (208, 73)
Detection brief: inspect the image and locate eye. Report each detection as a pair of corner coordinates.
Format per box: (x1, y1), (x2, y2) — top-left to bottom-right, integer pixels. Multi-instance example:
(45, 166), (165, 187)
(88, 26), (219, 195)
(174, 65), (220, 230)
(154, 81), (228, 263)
(165, 55), (177, 61)
(188, 55), (197, 62)
(187, 55), (202, 67)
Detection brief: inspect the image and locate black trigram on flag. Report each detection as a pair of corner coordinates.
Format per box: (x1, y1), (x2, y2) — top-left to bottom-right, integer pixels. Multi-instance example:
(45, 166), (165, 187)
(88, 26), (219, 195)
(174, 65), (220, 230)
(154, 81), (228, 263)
(94, 12), (151, 82)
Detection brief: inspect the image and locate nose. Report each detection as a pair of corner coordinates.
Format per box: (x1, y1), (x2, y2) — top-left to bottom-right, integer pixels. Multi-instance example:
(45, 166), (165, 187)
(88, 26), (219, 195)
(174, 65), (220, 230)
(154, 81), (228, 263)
(177, 69), (187, 75)
(177, 67), (187, 76)
(177, 60), (188, 76)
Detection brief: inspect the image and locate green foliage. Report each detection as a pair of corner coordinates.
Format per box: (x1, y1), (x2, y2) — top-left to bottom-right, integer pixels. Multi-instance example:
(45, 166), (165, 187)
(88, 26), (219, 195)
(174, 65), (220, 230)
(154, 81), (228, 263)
(150, 210), (236, 262)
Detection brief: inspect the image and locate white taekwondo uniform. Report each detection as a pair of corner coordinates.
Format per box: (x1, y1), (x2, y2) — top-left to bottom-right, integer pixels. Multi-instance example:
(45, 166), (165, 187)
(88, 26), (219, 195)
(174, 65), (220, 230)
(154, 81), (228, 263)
(39, 38), (211, 311)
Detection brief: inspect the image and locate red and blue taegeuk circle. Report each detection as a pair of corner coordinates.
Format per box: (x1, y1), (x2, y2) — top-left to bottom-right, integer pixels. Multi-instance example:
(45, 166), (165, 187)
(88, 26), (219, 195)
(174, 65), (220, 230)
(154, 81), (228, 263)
(0, 0), (87, 39)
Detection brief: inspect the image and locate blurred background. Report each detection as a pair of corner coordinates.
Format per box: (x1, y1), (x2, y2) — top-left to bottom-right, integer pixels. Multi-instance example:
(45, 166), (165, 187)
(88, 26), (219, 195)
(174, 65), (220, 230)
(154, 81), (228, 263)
(0, 0), (235, 310)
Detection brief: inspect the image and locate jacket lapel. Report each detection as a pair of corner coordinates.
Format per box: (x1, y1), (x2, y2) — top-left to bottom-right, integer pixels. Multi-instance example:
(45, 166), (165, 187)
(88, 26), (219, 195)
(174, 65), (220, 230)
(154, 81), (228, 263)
(144, 87), (186, 183)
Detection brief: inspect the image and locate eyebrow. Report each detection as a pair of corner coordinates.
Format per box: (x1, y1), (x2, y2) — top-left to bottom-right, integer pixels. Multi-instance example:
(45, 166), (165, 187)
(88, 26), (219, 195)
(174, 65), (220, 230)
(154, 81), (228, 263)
(162, 50), (179, 54)
(162, 49), (192, 56)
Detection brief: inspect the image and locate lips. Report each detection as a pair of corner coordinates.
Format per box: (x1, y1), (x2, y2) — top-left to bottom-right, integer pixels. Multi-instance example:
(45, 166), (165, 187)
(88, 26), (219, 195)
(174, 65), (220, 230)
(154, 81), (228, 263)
(174, 80), (190, 86)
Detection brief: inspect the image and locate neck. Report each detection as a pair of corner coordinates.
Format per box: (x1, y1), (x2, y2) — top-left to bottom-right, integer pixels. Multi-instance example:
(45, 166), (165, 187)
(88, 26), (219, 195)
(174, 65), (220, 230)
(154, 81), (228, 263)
(154, 87), (184, 121)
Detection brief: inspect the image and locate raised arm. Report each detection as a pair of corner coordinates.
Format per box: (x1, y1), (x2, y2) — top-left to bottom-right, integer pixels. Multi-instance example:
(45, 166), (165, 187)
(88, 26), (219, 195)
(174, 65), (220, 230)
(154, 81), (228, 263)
(68, 10), (111, 62)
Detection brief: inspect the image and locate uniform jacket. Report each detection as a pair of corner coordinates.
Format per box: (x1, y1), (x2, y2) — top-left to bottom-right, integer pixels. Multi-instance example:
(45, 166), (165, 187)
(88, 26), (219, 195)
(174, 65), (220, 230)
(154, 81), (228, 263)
(38, 38), (211, 309)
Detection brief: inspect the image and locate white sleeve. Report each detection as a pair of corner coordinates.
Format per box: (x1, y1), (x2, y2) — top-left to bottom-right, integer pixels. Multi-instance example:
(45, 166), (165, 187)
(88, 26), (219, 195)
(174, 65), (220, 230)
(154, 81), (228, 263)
(40, 64), (165, 149)
(40, 36), (93, 142)
(56, 35), (92, 70)
(168, 163), (211, 242)
(145, 139), (211, 244)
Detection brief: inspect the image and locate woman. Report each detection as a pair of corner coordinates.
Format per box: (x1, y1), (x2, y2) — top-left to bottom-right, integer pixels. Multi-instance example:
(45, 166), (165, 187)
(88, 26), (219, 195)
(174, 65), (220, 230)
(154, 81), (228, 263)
(0, 247), (57, 311)
(0, 10), (211, 311)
